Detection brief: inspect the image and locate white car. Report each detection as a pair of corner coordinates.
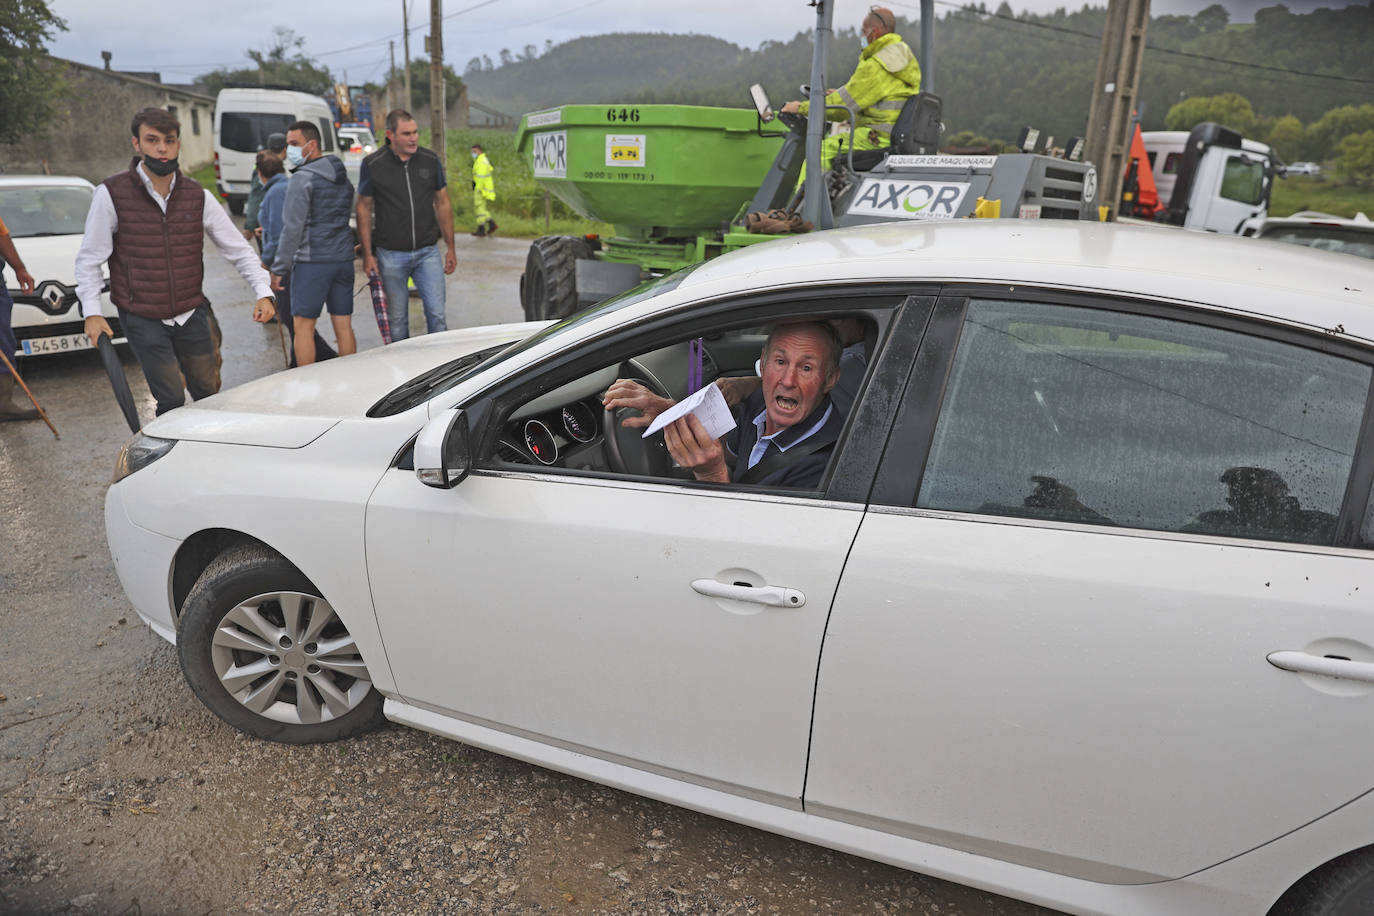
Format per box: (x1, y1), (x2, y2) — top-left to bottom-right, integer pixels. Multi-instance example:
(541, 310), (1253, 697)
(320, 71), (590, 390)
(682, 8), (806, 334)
(1287, 162), (1323, 177)
(0, 176), (121, 356)
(105, 221), (1374, 916)
(338, 126), (377, 154)
(1255, 211), (1374, 260)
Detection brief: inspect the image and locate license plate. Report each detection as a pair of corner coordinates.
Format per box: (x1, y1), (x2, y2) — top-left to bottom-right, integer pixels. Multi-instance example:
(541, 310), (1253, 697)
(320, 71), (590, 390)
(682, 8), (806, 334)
(21, 333), (92, 355)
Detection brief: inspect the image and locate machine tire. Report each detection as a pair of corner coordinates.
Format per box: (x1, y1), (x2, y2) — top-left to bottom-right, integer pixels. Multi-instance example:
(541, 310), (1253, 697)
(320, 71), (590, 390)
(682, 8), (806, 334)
(522, 236), (593, 322)
(1271, 847), (1374, 916)
(177, 542), (385, 745)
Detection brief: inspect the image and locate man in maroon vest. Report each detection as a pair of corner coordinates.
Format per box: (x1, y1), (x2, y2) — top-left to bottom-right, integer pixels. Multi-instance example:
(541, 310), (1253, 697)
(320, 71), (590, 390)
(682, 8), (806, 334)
(76, 108), (276, 416)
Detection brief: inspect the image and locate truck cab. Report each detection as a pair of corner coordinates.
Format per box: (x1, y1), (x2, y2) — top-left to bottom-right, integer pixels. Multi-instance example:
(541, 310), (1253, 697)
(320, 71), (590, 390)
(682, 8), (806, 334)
(1140, 125), (1277, 235)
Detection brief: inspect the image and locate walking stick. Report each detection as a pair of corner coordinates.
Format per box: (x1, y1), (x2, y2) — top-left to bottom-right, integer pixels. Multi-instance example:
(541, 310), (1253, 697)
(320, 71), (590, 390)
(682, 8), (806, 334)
(0, 348), (59, 439)
(276, 318), (290, 367)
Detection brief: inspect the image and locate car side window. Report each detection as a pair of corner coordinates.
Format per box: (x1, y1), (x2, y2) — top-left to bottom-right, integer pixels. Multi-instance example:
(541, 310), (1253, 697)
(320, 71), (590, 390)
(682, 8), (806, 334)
(916, 299), (1371, 545)
(478, 308), (894, 495)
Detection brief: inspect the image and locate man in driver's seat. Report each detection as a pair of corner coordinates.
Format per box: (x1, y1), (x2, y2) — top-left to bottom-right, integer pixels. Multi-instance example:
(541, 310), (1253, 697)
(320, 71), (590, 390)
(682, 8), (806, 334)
(605, 321), (844, 488)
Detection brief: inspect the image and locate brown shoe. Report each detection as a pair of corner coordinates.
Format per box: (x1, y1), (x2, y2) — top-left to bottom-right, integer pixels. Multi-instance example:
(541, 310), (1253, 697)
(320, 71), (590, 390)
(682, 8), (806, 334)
(0, 373), (39, 421)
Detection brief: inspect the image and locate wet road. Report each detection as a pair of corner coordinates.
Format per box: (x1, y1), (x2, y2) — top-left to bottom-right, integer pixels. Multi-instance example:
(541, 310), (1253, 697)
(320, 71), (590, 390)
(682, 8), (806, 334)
(0, 233), (1058, 915)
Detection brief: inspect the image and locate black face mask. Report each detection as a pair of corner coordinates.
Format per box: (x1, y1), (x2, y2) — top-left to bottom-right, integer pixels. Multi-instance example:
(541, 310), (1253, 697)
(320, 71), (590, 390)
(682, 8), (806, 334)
(143, 156), (179, 177)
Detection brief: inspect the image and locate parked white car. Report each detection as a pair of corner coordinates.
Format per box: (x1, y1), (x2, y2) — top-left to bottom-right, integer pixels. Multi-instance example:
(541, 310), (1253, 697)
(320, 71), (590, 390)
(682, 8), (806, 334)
(1254, 210), (1374, 260)
(0, 175), (122, 356)
(105, 221), (1374, 916)
(1286, 161), (1323, 177)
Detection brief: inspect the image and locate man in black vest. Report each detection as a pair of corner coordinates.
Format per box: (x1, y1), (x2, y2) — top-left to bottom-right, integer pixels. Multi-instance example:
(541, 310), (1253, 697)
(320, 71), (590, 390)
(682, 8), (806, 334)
(356, 109), (457, 342)
(76, 107), (275, 416)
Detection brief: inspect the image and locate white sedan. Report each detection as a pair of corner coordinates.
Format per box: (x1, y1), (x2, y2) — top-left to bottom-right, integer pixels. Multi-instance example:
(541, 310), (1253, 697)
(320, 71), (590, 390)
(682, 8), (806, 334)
(1, 175), (120, 357)
(106, 221), (1374, 916)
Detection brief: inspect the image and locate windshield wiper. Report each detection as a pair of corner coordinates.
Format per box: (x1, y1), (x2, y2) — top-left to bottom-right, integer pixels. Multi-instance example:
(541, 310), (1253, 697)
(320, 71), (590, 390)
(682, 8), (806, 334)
(367, 344), (508, 417)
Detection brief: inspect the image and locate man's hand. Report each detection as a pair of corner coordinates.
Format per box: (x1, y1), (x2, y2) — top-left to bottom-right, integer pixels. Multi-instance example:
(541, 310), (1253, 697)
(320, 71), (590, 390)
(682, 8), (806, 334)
(241, 229), (253, 241)
(663, 414), (730, 483)
(252, 298), (276, 323)
(602, 379), (674, 429)
(715, 375), (760, 407)
(254, 227), (263, 239)
(361, 253), (378, 277)
(443, 248), (457, 274)
(270, 273), (284, 292)
(83, 315), (113, 348)
(13, 267), (34, 294)
(781, 100), (802, 115)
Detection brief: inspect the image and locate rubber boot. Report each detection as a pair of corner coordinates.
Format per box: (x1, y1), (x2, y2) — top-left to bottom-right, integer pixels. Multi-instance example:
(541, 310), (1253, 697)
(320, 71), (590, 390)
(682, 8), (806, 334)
(485, 219), (498, 236)
(0, 373), (39, 421)
(471, 223), (487, 237)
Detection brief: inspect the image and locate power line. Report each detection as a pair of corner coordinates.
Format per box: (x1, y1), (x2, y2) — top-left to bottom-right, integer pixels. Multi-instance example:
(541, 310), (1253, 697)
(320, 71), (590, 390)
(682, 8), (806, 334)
(887, 0), (1374, 89)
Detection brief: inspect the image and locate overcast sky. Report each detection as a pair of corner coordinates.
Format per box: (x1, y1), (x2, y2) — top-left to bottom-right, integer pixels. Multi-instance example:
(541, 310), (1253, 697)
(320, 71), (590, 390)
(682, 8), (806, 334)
(47, 0), (1366, 87)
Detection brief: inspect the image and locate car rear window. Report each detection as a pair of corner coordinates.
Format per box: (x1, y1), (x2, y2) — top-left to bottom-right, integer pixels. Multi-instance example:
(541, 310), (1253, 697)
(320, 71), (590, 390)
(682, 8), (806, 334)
(1260, 226), (1374, 260)
(220, 112), (295, 153)
(0, 185), (94, 237)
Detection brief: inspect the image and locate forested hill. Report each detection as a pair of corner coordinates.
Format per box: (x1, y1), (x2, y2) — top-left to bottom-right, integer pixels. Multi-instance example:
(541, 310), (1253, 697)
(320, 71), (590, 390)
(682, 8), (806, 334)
(464, 3), (1374, 144)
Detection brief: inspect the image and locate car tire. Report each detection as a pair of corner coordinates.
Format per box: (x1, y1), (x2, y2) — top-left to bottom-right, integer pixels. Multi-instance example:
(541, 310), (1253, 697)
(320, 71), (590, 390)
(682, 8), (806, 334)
(1272, 847), (1374, 916)
(177, 543), (385, 744)
(522, 235), (592, 322)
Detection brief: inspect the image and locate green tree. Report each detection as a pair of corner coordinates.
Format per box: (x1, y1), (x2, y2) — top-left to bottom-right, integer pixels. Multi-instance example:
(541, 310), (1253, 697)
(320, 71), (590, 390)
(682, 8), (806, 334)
(1332, 130), (1374, 191)
(404, 57), (464, 113)
(1193, 3), (1229, 32)
(0, 0), (69, 145)
(1266, 114), (1306, 162)
(1307, 104), (1374, 162)
(198, 28), (333, 96)
(1165, 92), (1259, 136)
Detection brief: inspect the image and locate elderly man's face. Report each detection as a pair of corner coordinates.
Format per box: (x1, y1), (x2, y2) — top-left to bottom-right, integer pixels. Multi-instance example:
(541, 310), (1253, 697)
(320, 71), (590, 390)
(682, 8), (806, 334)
(759, 325), (838, 436)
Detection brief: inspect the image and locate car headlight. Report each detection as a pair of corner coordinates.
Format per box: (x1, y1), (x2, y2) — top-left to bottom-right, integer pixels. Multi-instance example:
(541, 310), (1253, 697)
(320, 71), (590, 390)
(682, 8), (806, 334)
(112, 434), (176, 484)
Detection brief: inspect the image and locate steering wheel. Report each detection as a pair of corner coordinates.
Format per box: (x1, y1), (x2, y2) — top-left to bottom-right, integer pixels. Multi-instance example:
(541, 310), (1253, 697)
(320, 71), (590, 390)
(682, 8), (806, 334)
(603, 366), (675, 478)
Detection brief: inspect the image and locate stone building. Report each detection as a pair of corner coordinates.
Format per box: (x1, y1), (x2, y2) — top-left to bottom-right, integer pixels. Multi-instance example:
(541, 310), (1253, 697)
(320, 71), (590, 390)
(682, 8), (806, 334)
(0, 56), (216, 182)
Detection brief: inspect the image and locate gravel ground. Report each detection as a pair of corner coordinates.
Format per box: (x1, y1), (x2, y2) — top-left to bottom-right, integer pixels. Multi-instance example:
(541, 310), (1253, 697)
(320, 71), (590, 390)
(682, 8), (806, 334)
(1, 231), (1058, 916)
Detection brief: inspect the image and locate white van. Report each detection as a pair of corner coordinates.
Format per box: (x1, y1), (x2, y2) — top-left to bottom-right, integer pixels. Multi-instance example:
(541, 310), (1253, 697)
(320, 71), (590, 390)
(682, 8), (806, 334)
(213, 88), (340, 214)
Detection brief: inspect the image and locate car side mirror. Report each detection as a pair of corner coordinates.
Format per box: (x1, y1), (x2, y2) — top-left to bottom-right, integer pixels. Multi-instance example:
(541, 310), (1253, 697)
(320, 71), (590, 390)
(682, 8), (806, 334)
(749, 84), (773, 122)
(415, 408), (472, 489)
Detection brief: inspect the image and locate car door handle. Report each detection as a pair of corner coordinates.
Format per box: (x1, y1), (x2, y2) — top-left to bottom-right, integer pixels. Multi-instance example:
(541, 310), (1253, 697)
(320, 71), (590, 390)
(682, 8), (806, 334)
(1267, 650), (1374, 684)
(690, 579), (806, 608)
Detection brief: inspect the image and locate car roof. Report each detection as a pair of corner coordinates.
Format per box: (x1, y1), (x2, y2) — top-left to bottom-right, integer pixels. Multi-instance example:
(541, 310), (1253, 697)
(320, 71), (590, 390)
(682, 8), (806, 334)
(672, 221), (1374, 344)
(0, 175), (96, 190)
(1260, 212), (1372, 229)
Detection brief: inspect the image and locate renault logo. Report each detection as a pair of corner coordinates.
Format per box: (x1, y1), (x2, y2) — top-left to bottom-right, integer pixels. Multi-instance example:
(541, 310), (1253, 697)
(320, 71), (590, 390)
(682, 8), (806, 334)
(35, 280), (72, 314)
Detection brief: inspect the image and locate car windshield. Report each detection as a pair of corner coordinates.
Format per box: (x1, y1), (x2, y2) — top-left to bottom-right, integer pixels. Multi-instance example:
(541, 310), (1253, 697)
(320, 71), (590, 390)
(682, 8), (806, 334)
(0, 185), (94, 237)
(1261, 225), (1374, 260)
(368, 265), (699, 417)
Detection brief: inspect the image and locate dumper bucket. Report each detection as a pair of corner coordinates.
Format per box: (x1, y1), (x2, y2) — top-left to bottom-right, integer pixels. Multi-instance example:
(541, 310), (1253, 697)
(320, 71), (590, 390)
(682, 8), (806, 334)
(515, 105), (783, 239)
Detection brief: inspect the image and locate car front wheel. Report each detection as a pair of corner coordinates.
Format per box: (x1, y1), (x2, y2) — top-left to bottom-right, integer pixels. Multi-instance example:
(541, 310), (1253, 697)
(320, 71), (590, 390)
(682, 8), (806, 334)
(1272, 847), (1374, 916)
(177, 543), (385, 744)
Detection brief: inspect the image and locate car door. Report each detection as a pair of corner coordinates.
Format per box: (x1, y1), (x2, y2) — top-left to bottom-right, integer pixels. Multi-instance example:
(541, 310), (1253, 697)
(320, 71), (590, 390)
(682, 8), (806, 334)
(806, 292), (1374, 882)
(366, 293), (929, 803)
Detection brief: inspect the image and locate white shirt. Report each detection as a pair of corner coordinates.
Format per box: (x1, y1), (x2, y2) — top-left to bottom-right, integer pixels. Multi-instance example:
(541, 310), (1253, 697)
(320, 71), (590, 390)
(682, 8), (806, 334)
(75, 164), (273, 325)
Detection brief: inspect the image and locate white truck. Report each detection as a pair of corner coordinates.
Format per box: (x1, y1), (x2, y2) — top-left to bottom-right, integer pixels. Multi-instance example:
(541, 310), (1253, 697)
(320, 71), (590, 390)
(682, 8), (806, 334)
(1129, 123), (1279, 235)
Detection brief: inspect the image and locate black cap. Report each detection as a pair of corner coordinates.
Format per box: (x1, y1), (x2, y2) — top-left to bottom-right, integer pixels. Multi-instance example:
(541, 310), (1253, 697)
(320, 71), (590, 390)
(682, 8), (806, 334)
(266, 132), (287, 152)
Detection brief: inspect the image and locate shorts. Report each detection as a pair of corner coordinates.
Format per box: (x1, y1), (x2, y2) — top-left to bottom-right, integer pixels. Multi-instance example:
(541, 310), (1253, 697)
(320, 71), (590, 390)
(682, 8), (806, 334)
(290, 261), (354, 319)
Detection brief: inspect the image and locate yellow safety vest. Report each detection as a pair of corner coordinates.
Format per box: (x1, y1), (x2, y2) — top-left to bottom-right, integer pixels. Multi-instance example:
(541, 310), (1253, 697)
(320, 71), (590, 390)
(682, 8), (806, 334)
(798, 33), (922, 144)
(472, 153), (495, 201)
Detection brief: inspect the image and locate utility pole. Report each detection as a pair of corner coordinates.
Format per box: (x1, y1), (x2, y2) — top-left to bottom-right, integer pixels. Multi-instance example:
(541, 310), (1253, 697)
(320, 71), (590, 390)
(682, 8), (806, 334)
(1083, 0), (1150, 221)
(402, 0), (412, 111)
(427, 0), (446, 162)
(388, 40), (396, 115)
(920, 0), (934, 92)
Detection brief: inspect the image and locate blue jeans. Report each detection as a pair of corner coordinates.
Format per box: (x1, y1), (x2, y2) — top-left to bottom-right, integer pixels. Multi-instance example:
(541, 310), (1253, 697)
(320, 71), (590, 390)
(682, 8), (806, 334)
(376, 244), (446, 340)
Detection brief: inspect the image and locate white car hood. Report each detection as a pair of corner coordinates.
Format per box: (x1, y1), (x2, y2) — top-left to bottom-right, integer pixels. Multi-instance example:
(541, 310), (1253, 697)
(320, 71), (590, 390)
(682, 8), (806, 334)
(10, 233), (90, 287)
(144, 322), (535, 447)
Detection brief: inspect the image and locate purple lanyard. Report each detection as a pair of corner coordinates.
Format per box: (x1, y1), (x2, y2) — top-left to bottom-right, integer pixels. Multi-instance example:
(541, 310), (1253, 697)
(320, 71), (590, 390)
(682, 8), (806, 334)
(687, 337), (703, 394)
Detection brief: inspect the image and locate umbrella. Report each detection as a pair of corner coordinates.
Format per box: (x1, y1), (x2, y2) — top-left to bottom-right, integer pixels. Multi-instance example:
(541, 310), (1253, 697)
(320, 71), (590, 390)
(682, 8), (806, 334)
(367, 270), (392, 344)
(97, 333), (141, 433)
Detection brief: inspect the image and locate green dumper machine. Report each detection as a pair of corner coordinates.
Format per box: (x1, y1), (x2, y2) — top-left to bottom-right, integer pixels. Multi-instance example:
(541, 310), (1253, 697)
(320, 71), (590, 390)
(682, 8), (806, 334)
(515, 104), (793, 321)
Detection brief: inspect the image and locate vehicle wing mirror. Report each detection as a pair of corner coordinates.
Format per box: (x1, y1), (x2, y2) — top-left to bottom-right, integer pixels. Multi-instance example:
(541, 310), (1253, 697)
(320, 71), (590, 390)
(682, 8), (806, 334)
(415, 408), (472, 489)
(749, 84), (773, 122)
